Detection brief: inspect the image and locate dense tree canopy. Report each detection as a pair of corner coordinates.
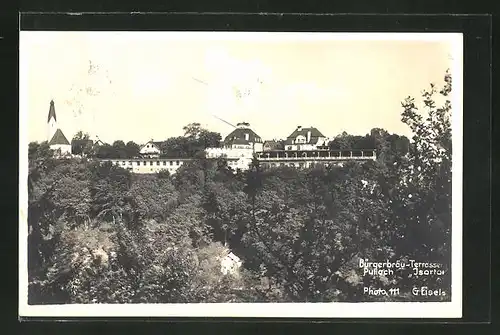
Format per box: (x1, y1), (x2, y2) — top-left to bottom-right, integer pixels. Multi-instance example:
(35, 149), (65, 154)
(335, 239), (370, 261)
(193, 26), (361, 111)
(27, 72), (453, 304)
(77, 124), (221, 159)
(159, 124), (222, 158)
(93, 140), (141, 159)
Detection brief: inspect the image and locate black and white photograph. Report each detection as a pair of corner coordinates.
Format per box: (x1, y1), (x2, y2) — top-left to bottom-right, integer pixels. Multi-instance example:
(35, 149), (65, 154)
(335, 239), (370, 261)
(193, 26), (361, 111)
(19, 31), (463, 318)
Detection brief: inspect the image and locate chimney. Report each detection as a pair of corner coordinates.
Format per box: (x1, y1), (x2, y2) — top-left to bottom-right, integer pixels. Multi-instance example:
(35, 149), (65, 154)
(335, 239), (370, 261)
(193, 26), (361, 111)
(307, 131), (311, 143)
(297, 126), (302, 131)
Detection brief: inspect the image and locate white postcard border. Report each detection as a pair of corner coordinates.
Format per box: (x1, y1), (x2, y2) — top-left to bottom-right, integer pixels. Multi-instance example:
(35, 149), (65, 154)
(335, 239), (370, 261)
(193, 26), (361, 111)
(18, 31), (463, 318)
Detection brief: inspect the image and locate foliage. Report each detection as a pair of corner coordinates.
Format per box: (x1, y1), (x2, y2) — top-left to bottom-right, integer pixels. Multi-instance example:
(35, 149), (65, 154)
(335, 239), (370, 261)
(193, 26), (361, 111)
(125, 141), (141, 158)
(127, 174), (179, 222)
(395, 69), (453, 290)
(27, 72), (452, 304)
(239, 163), (393, 302)
(93, 140), (141, 159)
(159, 123), (222, 158)
(71, 131), (94, 157)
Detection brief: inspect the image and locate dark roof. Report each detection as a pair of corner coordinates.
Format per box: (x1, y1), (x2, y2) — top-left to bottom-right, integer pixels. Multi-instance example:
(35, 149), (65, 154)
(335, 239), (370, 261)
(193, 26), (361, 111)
(263, 140), (284, 150)
(47, 100), (57, 122)
(224, 126), (262, 145)
(228, 138), (250, 145)
(141, 141), (162, 150)
(49, 129), (70, 145)
(285, 127), (325, 145)
(72, 138), (93, 145)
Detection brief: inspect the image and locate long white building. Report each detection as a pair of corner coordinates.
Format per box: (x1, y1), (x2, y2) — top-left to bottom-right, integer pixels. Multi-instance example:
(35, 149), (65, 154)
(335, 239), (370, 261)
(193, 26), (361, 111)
(96, 123), (377, 174)
(41, 100), (376, 174)
(96, 157), (243, 175)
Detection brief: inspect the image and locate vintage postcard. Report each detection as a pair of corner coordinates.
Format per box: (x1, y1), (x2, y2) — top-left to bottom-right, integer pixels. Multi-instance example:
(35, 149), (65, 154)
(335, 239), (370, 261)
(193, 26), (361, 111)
(19, 30), (463, 318)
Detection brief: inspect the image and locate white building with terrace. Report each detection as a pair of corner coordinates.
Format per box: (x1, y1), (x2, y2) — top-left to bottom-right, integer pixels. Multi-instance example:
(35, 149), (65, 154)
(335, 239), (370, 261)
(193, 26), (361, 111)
(254, 125), (376, 169)
(93, 124), (377, 174)
(205, 122), (263, 171)
(40, 100), (376, 174)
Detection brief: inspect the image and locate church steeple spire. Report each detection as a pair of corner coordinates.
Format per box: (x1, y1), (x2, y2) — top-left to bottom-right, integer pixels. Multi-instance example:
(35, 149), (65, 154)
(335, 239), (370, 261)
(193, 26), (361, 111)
(47, 100), (58, 142)
(47, 100), (57, 122)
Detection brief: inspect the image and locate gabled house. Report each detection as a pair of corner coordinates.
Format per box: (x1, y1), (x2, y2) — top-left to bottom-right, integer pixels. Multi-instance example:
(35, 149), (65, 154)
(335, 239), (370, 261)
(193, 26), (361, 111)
(205, 122), (264, 171)
(71, 138), (94, 156)
(223, 122), (263, 152)
(139, 140), (162, 158)
(284, 126), (327, 151)
(94, 139), (106, 147)
(220, 250), (243, 276)
(263, 140), (284, 151)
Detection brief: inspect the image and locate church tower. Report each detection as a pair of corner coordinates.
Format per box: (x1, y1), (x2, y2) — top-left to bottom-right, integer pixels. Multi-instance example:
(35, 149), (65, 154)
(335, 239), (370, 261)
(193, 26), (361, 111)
(47, 100), (57, 142)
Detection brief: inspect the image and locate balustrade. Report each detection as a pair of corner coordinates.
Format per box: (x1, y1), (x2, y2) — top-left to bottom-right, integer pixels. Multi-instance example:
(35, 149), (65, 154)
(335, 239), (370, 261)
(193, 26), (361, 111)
(255, 150), (376, 161)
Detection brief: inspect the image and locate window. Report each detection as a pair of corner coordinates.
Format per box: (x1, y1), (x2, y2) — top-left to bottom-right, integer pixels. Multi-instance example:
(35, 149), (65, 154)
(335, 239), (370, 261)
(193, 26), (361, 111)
(129, 161), (133, 165)
(150, 161), (153, 166)
(295, 135), (306, 144)
(176, 161), (180, 165)
(170, 161), (173, 166)
(288, 146), (292, 150)
(143, 161), (147, 166)
(163, 161), (167, 165)
(156, 161), (160, 166)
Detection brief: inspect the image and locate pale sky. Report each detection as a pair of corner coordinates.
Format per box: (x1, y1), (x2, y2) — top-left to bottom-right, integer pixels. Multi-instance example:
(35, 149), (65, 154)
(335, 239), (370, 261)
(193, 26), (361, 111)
(20, 32), (459, 145)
